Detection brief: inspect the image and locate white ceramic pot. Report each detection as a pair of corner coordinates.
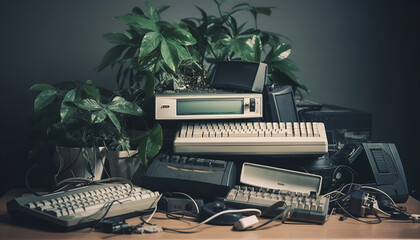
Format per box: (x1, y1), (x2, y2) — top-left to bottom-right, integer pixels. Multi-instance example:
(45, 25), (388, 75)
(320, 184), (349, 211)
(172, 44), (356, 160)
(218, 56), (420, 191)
(105, 150), (143, 185)
(54, 147), (106, 182)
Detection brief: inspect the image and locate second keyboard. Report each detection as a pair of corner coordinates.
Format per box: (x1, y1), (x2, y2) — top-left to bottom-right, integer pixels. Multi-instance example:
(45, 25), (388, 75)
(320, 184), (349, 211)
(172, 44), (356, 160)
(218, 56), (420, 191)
(224, 185), (329, 224)
(173, 121), (328, 155)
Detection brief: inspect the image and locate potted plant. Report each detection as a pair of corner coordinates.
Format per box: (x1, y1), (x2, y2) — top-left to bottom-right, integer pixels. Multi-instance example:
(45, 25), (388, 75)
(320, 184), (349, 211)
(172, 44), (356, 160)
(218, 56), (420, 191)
(29, 80), (160, 183)
(98, 0), (308, 97)
(95, 1), (310, 170)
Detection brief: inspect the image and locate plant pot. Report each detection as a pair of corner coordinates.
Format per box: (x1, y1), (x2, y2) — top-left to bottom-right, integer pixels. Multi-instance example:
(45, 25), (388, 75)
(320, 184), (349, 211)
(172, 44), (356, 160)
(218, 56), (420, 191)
(105, 150), (144, 185)
(54, 147), (106, 182)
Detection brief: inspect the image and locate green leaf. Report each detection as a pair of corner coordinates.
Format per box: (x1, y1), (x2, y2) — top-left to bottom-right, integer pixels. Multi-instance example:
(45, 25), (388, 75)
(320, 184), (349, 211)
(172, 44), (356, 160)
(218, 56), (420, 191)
(124, 31), (133, 40)
(74, 99), (103, 111)
(116, 13), (157, 31)
(144, 73), (155, 101)
(270, 61), (307, 93)
(195, 6), (208, 24)
(146, 1), (159, 22)
(230, 38), (254, 61)
(139, 31), (161, 59)
(161, 39), (180, 72)
(156, 5), (170, 15)
(103, 33), (130, 44)
(137, 137), (148, 168)
(166, 27), (197, 46)
(97, 45), (128, 71)
(105, 109), (121, 132)
(122, 46), (138, 61)
(81, 80), (100, 101)
(54, 146), (64, 178)
(60, 89), (77, 121)
(91, 110), (107, 123)
(132, 7), (144, 15)
(227, 16), (238, 36)
(107, 96), (144, 116)
(135, 123), (163, 168)
(269, 43), (292, 62)
(34, 90), (57, 113)
(146, 123), (162, 159)
(212, 32), (232, 44)
(29, 83), (56, 91)
(246, 35), (262, 61)
(174, 44), (191, 61)
(240, 28), (260, 36)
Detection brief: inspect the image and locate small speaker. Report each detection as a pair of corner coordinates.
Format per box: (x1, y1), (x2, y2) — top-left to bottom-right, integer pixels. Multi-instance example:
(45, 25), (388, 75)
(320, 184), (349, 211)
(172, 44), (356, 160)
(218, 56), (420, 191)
(331, 143), (409, 203)
(210, 61), (267, 93)
(263, 85), (299, 122)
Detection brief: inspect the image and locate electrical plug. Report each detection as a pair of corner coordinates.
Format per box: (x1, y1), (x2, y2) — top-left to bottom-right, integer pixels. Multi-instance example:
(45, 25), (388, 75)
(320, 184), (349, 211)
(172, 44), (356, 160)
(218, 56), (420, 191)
(411, 214), (420, 223)
(233, 215), (259, 230)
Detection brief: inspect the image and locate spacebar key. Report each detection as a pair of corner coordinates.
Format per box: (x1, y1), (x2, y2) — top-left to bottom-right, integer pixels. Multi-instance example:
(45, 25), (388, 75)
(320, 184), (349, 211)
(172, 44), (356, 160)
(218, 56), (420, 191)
(248, 196), (278, 206)
(84, 203), (107, 212)
(229, 132), (258, 137)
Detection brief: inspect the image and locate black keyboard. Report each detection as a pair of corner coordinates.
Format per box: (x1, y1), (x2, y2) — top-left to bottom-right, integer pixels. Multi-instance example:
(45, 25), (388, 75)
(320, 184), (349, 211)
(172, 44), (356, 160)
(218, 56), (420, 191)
(224, 185), (329, 224)
(143, 154), (237, 198)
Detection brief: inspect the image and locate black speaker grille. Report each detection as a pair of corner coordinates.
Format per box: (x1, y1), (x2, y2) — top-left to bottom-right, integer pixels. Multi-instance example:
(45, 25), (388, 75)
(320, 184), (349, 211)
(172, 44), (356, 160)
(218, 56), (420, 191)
(212, 62), (258, 88)
(275, 92), (298, 122)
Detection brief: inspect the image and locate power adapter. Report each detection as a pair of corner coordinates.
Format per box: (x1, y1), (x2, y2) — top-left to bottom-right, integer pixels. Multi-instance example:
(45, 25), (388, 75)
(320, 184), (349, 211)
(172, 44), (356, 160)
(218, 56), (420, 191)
(348, 190), (376, 217)
(233, 215), (259, 230)
(96, 217), (131, 234)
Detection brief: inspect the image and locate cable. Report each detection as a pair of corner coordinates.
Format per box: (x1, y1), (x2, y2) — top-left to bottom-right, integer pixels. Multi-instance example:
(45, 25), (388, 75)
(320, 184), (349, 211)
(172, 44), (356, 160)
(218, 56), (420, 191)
(336, 201), (382, 224)
(24, 163), (49, 196)
(91, 199), (124, 229)
(323, 183), (356, 203)
(144, 193), (163, 223)
(359, 185), (397, 208)
(167, 192), (200, 215)
(243, 206), (294, 231)
(162, 208), (262, 233)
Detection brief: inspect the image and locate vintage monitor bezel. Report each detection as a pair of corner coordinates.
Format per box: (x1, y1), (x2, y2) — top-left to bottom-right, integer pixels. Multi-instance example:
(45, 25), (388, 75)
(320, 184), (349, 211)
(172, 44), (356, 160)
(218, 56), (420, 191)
(155, 92), (263, 120)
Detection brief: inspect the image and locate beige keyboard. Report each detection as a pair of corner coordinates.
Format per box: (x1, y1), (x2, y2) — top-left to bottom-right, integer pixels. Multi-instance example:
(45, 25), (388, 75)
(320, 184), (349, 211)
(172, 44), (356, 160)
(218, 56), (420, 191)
(224, 185), (329, 224)
(7, 183), (159, 231)
(173, 121), (328, 155)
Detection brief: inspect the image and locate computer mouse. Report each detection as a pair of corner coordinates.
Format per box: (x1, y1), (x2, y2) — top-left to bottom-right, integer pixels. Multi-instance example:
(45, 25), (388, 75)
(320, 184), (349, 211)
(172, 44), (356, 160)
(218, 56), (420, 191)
(198, 201), (242, 225)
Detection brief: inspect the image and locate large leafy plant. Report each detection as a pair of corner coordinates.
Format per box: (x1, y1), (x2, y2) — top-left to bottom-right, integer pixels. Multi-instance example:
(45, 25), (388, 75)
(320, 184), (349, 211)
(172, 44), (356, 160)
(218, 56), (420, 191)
(96, 0), (308, 167)
(97, 2), (197, 99)
(29, 80), (161, 168)
(98, 0), (308, 96)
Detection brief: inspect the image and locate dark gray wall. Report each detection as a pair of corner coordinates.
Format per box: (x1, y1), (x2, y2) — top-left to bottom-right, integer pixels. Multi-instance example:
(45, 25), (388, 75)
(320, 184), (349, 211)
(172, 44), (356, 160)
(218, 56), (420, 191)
(1, 0), (419, 196)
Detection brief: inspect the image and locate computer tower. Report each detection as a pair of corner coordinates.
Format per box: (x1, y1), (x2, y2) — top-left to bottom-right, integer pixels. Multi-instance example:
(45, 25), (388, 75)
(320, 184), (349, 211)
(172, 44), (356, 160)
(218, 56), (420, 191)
(298, 104), (372, 149)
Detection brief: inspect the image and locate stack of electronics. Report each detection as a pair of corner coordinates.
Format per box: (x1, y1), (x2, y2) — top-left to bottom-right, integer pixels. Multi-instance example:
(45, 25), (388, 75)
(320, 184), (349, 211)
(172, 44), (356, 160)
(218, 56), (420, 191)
(7, 61), (411, 231)
(144, 61), (331, 224)
(146, 60), (410, 224)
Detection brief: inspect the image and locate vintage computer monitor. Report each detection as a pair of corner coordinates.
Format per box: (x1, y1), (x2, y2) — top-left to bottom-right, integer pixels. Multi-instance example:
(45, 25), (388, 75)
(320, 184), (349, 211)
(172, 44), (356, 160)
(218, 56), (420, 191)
(210, 61), (267, 93)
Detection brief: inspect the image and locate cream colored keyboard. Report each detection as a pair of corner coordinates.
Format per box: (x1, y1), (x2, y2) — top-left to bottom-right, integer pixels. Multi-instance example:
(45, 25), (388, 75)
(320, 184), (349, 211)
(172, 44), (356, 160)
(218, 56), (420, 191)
(173, 121), (328, 155)
(7, 183), (159, 231)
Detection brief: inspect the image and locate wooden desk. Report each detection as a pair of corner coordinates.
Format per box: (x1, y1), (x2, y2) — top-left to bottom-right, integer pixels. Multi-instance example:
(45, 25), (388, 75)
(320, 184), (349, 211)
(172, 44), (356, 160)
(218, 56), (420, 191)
(1, 189), (419, 239)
